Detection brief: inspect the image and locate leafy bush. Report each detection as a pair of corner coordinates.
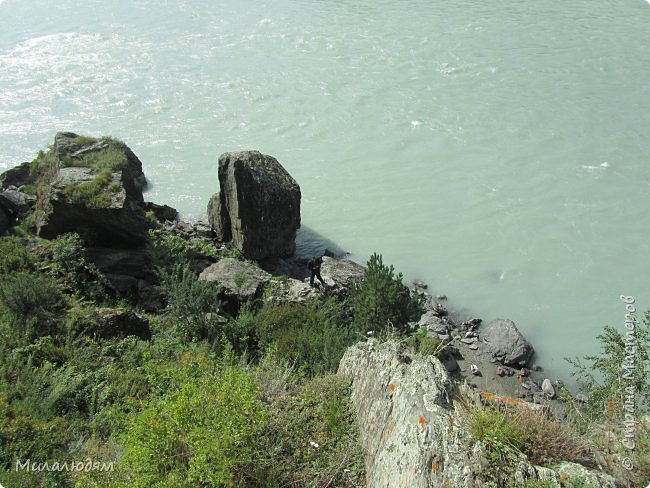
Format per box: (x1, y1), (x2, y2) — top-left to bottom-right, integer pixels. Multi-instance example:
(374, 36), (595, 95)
(254, 299), (358, 376)
(157, 264), (224, 342)
(0, 237), (35, 274)
(561, 312), (650, 486)
(467, 404), (591, 484)
(150, 230), (217, 267)
(249, 374), (365, 487)
(349, 253), (421, 335)
(48, 233), (108, 300)
(115, 354), (267, 487)
(565, 311), (650, 423)
(0, 272), (64, 341)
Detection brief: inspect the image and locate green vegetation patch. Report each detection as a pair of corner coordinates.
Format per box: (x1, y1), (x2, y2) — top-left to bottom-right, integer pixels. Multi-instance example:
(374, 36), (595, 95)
(63, 170), (113, 207)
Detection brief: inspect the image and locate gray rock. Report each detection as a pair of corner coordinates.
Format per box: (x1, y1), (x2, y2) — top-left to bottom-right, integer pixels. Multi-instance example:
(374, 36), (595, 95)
(97, 309), (150, 340)
(0, 189), (36, 218)
(554, 462), (619, 488)
(338, 339), (463, 488)
(542, 378), (556, 399)
(481, 318), (534, 366)
(420, 311), (449, 335)
(0, 162), (33, 190)
(320, 256), (366, 289)
(199, 257), (272, 303)
(86, 247), (154, 281)
(144, 201), (178, 222)
(207, 151), (301, 259)
(36, 133), (148, 247)
(264, 278), (319, 305)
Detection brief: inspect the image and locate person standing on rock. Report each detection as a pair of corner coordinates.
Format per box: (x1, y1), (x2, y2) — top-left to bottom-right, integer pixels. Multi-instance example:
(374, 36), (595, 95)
(308, 256), (326, 288)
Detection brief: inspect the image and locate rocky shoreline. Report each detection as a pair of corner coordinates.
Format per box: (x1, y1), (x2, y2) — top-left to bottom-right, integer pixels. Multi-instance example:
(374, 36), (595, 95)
(0, 132), (623, 487)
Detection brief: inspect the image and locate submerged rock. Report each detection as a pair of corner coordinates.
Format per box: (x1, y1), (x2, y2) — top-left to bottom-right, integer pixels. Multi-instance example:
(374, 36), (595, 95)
(35, 132), (148, 247)
(207, 150), (301, 259)
(481, 318), (534, 366)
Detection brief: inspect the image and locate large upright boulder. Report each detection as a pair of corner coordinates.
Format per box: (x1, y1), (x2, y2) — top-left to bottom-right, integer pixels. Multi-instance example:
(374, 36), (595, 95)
(207, 151), (301, 259)
(35, 132), (148, 247)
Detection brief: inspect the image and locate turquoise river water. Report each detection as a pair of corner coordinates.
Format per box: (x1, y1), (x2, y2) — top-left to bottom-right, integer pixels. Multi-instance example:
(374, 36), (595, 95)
(1, 0), (649, 380)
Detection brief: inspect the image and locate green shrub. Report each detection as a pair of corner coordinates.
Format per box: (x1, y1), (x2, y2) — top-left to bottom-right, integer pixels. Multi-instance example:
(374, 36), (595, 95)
(254, 299), (357, 376)
(114, 354), (267, 487)
(150, 230), (217, 267)
(249, 374), (365, 487)
(48, 233), (107, 300)
(565, 311), (650, 423)
(0, 272), (64, 341)
(0, 237), (35, 274)
(349, 253), (422, 335)
(157, 264), (224, 342)
(405, 327), (445, 359)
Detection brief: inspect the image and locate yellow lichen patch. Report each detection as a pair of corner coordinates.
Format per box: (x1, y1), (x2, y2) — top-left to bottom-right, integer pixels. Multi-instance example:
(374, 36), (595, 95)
(388, 383), (396, 392)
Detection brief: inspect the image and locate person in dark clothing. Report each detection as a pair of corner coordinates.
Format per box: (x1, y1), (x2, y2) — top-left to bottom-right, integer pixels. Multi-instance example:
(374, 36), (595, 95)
(308, 256), (326, 287)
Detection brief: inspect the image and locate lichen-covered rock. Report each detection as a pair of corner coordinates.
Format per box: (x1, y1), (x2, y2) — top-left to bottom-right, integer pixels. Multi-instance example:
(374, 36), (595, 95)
(481, 318), (534, 366)
(207, 151), (301, 259)
(198, 257), (272, 304)
(339, 339), (617, 487)
(35, 132), (148, 247)
(338, 339), (474, 487)
(320, 256), (366, 288)
(264, 277), (319, 305)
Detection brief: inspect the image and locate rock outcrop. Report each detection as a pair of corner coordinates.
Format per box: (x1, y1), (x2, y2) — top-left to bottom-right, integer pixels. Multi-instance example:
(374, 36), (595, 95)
(481, 318), (534, 366)
(207, 151), (301, 259)
(339, 339), (620, 488)
(198, 257), (272, 309)
(35, 132), (148, 247)
(338, 339), (468, 487)
(0, 161), (33, 189)
(0, 162), (37, 234)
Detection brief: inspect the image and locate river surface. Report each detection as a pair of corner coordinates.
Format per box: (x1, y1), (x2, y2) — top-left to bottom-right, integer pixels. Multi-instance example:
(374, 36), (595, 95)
(1, 0), (649, 380)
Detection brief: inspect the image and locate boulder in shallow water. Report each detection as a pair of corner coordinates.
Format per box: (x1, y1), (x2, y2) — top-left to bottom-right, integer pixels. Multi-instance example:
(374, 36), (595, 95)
(207, 151), (301, 259)
(480, 318), (534, 366)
